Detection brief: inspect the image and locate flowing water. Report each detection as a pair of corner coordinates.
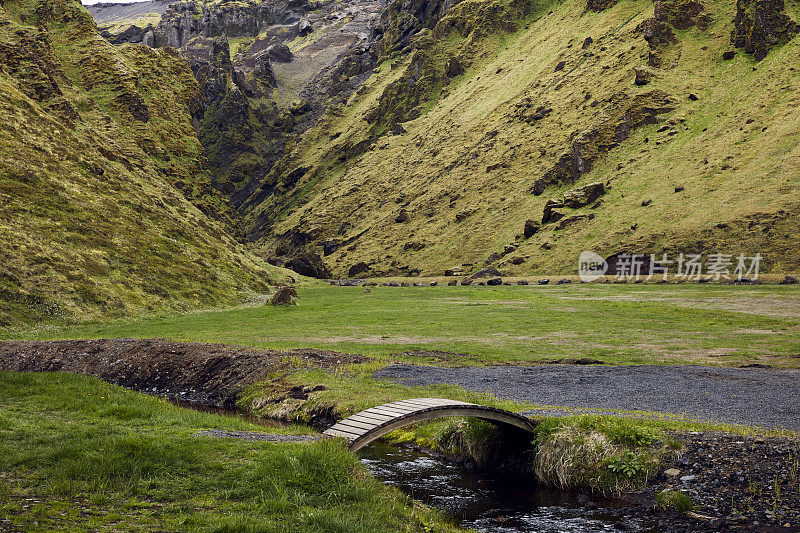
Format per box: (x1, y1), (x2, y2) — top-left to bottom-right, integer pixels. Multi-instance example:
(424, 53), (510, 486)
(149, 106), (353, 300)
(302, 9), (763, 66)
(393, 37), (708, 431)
(358, 442), (653, 532)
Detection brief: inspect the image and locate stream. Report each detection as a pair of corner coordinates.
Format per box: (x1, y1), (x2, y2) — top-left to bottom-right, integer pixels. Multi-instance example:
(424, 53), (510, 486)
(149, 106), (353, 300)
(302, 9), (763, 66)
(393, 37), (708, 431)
(176, 400), (653, 531)
(358, 442), (653, 532)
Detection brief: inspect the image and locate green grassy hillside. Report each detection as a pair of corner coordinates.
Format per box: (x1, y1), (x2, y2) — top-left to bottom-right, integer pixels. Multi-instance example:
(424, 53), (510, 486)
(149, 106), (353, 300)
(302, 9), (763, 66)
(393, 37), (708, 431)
(243, 0), (800, 278)
(0, 0), (293, 326)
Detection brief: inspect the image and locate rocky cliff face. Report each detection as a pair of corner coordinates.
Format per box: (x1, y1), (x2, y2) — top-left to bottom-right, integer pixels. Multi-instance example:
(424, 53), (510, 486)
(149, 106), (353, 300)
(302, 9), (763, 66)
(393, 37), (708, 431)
(91, 0), (385, 211)
(86, 0), (800, 280)
(0, 0), (293, 325)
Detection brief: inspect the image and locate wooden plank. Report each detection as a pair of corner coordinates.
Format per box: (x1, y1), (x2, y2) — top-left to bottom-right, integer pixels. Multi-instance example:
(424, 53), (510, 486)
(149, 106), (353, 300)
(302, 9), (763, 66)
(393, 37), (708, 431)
(335, 419), (376, 431)
(324, 428), (360, 440)
(345, 413), (393, 425)
(362, 406), (417, 417)
(391, 399), (449, 408)
(371, 403), (419, 413)
(326, 423), (364, 436)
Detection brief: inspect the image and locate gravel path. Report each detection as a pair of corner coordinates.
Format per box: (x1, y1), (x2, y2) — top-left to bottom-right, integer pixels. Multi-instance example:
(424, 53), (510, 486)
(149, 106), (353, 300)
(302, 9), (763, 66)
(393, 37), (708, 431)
(373, 365), (800, 430)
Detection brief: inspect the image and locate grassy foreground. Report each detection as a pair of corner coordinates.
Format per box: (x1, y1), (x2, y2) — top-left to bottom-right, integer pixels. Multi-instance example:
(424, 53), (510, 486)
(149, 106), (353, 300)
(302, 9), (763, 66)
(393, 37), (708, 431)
(5, 284), (800, 367)
(0, 372), (461, 532)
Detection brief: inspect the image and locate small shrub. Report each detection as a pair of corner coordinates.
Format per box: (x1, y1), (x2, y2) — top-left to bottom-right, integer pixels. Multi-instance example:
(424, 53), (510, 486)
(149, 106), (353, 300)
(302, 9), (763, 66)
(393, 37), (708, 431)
(606, 450), (644, 478)
(655, 489), (695, 512)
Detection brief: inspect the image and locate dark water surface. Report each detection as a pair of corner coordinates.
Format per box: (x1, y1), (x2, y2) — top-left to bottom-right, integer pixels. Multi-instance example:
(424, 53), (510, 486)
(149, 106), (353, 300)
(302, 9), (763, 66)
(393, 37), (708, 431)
(358, 442), (652, 532)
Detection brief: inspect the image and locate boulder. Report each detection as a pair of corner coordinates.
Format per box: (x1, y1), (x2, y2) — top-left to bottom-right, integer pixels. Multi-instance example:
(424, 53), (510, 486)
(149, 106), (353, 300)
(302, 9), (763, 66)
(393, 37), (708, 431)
(285, 252), (332, 279)
(563, 182), (605, 208)
(779, 275), (799, 285)
(487, 278), (503, 286)
(524, 219), (540, 238)
(348, 262), (369, 277)
(634, 66), (655, 85)
(395, 209), (410, 223)
(469, 267), (501, 279)
(509, 256), (526, 265)
(267, 43), (293, 63)
(517, 280), (529, 285)
(269, 286), (298, 305)
(542, 199), (565, 223)
(538, 279), (550, 285)
(445, 267), (465, 276)
(445, 57), (465, 78)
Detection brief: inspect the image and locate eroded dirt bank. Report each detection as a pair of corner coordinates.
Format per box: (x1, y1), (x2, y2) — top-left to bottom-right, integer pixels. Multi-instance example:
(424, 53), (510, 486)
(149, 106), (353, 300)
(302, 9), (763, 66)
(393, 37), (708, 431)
(0, 339), (364, 407)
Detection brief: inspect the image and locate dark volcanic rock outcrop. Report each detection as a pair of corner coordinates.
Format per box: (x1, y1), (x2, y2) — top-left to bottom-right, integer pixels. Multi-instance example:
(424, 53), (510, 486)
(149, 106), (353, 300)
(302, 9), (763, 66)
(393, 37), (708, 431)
(731, 0), (799, 60)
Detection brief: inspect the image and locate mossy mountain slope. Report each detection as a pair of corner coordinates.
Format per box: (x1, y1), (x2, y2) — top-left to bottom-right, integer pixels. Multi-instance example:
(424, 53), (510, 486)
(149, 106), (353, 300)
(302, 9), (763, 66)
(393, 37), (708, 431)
(242, 0), (800, 278)
(0, 0), (293, 326)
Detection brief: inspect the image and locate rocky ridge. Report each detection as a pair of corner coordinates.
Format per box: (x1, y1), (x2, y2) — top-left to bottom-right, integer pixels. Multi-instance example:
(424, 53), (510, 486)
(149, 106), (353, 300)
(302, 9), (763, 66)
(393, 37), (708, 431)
(82, 0), (800, 281)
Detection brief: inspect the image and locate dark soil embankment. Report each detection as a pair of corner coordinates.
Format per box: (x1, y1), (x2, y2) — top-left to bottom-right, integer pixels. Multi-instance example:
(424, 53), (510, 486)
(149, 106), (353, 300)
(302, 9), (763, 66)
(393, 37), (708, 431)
(0, 339), (364, 407)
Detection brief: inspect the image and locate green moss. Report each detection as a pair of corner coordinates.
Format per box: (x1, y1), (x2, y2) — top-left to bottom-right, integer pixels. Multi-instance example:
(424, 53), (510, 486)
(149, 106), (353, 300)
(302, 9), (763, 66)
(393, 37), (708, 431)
(0, 0), (295, 326)
(656, 489), (696, 512)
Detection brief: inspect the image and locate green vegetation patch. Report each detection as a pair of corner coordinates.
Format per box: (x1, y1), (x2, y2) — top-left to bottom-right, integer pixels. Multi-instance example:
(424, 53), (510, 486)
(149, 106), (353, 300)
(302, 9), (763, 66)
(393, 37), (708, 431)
(0, 371), (461, 532)
(8, 284), (799, 368)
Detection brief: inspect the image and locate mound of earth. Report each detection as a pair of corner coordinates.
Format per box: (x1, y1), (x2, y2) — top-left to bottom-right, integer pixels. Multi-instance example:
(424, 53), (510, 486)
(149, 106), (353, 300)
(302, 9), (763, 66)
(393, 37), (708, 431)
(0, 339), (364, 407)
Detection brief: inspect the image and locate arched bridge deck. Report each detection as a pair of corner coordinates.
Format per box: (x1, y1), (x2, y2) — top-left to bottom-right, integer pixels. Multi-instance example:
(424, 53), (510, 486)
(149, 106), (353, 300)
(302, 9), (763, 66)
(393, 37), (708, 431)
(323, 398), (537, 451)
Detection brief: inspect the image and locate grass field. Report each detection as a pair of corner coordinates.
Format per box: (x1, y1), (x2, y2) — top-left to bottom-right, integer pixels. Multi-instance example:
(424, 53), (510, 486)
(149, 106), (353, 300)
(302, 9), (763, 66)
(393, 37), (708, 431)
(0, 372), (462, 532)
(5, 284), (799, 367)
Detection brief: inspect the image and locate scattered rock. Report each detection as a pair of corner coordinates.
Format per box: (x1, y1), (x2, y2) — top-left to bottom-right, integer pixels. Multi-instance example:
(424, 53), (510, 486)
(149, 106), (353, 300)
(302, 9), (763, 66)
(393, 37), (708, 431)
(563, 182), (605, 208)
(554, 60), (566, 71)
(455, 208), (477, 222)
(524, 219), (540, 238)
(390, 123), (407, 135)
(485, 252), (502, 263)
(779, 275), (799, 284)
(503, 244), (517, 255)
(517, 280), (529, 285)
(680, 475), (697, 483)
(675, 185), (685, 192)
(267, 44), (293, 63)
(403, 241), (426, 251)
(269, 286), (298, 305)
(557, 278), (572, 284)
(509, 256), (526, 265)
(642, 199), (653, 207)
(538, 279), (550, 285)
(445, 267), (466, 276)
(722, 50), (737, 60)
(445, 57), (465, 78)
(634, 66), (655, 85)
(469, 267), (502, 279)
(664, 468), (681, 477)
(395, 210), (410, 223)
(688, 93), (699, 101)
(542, 199), (565, 223)
(582, 36), (594, 48)
(487, 278), (503, 286)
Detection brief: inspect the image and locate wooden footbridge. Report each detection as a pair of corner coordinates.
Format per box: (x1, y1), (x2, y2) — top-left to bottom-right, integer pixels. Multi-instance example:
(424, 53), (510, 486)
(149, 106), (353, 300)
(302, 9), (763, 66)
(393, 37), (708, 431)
(323, 398), (538, 451)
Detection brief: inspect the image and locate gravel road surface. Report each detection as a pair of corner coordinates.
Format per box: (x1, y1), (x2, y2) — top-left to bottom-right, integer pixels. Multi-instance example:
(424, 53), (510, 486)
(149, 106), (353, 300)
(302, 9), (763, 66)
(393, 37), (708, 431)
(373, 364), (800, 430)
